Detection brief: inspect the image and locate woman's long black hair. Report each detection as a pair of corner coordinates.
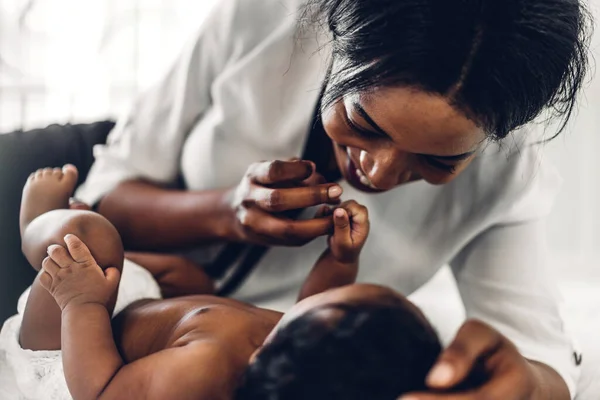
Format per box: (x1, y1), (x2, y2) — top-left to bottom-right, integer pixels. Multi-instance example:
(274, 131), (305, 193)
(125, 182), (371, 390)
(303, 0), (592, 140)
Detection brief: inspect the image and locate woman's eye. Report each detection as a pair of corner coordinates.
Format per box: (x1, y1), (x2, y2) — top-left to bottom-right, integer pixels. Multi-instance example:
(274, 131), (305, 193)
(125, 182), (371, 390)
(423, 157), (457, 174)
(343, 112), (383, 140)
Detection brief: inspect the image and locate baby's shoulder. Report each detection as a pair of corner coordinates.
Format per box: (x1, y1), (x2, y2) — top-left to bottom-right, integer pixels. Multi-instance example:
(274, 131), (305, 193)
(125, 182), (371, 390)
(135, 342), (236, 400)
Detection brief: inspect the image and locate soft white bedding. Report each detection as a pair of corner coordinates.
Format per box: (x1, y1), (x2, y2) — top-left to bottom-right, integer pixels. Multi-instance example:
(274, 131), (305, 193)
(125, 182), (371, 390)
(0, 260), (162, 400)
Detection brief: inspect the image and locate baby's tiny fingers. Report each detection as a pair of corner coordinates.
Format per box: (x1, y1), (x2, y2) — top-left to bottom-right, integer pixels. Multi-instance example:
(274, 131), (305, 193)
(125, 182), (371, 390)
(39, 271), (53, 291)
(47, 244), (73, 267)
(333, 208), (352, 243)
(341, 200), (369, 224)
(42, 256), (61, 276)
(64, 234), (94, 265)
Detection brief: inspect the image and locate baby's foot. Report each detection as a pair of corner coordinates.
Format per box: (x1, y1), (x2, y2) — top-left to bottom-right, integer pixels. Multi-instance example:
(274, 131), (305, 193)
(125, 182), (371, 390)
(20, 165), (79, 237)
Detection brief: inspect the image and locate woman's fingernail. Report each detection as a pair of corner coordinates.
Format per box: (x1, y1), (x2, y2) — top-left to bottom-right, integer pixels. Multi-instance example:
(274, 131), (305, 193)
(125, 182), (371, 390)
(399, 397), (418, 400)
(64, 234), (73, 241)
(334, 208), (345, 218)
(328, 186), (342, 198)
(427, 362), (454, 386)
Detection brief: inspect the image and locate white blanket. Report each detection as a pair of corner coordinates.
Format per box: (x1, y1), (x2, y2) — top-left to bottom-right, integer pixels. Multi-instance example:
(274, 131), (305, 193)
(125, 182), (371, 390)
(0, 260), (161, 400)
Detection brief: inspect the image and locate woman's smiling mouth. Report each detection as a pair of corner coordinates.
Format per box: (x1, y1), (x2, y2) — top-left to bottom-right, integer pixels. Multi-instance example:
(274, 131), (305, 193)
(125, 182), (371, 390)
(345, 147), (380, 191)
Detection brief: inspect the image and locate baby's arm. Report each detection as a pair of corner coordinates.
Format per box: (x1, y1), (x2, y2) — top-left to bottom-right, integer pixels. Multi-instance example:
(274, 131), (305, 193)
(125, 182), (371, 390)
(41, 235), (225, 400)
(297, 201), (369, 301)
(40, 235), (125, 399)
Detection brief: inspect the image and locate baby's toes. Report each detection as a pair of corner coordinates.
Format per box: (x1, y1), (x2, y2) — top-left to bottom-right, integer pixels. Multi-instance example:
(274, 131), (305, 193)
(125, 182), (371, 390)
(42, 168), (53, 177)
(51, 168), (63, 179)
(60, 164), (79, 190)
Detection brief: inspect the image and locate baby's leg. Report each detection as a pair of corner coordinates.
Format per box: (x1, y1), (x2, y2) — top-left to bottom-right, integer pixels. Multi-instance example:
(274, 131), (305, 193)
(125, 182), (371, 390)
(19, 166), (124, 351)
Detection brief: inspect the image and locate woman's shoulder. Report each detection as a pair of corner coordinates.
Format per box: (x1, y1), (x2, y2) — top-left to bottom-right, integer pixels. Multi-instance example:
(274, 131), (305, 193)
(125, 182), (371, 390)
(456, 125), (562, 223)
(214, 0), (308, 46)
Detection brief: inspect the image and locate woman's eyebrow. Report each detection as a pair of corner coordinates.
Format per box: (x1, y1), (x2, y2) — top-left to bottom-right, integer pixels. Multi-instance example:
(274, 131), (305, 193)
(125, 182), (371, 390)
(352, 102), (390, 138)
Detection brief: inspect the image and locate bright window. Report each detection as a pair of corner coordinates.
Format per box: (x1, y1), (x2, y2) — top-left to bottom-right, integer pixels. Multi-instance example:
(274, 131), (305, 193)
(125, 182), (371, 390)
(0, 0), (217, 132)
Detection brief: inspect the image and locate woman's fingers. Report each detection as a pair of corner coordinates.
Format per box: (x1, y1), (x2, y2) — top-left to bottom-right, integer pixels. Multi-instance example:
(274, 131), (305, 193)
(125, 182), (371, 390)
(314, 205), (334, 218)
(400, 361), (526, 400)
(300, 166), (326, 187)
(238, 206), (333, 246)
(235, 159), (342, 245)
(246, 184), (343, 212)
(247, 160), (314, 185)
(427, 320), (503, 389)
(401, 320), (541, 400)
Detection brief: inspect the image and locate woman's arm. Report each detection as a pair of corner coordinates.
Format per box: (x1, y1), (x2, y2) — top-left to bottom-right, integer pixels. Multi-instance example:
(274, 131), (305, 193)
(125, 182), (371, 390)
(97, 181), (234, 250)
(98, 159), (342, 251)
(125, 252), (215, 297)
(403, 221), (576, 400)
(75, 0), (238, 223)
(442, 221), (576, 399)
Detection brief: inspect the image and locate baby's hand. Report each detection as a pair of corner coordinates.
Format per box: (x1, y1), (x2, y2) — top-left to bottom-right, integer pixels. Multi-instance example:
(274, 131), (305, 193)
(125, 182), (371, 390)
(39, 234), (120, 311)
(328, 200), (370, 264)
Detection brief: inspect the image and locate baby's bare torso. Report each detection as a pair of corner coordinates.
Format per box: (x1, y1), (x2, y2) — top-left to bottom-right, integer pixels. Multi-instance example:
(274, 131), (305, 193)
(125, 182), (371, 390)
(111, 296), (283, 387)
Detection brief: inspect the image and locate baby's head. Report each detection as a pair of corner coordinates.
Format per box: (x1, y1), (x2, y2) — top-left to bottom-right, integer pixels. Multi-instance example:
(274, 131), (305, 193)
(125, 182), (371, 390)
(236, 284), (441, 400)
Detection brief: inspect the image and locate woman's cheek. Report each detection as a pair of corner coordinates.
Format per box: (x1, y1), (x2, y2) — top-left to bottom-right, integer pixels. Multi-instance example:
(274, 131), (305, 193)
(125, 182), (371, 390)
(322, 104), (361, 147)
(420, 159), (474, 185)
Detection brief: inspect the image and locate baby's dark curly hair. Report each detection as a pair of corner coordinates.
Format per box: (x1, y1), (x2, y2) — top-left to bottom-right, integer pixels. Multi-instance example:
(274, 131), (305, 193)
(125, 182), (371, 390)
(235, 301), (442, 400)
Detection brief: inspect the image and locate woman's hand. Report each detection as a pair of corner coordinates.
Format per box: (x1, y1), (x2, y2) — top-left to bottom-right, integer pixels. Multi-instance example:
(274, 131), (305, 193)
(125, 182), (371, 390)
(226, 159), (343, 246)
(400, 319), (570, 400)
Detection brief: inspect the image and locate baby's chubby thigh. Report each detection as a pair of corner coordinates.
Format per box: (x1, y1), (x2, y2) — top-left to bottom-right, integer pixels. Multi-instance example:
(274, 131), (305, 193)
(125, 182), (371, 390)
(20, 210), (125, 351)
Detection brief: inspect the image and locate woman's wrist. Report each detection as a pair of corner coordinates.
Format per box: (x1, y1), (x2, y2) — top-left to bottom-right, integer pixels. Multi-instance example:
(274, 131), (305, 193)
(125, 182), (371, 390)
(527, 360), (570, 400)
(208, 187), (241, 242)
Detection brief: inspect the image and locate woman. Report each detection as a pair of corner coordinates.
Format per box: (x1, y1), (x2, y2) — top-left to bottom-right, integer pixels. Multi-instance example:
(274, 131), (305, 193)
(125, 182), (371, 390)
(75, 0), (590, 398)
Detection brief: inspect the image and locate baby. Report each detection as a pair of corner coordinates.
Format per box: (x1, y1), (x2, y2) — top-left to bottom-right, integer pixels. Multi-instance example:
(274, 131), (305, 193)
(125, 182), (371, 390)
(15, 165), (443, 400)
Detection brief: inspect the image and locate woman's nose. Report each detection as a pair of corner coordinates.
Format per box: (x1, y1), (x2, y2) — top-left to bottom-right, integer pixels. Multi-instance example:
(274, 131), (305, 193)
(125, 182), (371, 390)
(361, 148), (411, 191)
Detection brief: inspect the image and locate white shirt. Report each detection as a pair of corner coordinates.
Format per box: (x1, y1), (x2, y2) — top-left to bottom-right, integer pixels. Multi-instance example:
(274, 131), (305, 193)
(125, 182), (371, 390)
(76, 0), (580, 396)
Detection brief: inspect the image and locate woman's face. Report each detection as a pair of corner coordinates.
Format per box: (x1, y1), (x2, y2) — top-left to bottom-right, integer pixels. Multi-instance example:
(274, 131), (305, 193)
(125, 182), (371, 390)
(321, 86), (487, 191)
